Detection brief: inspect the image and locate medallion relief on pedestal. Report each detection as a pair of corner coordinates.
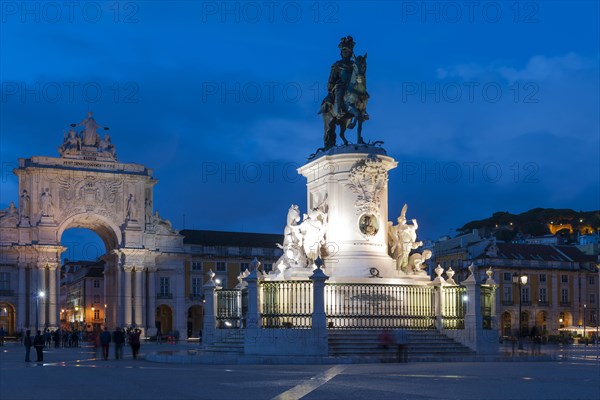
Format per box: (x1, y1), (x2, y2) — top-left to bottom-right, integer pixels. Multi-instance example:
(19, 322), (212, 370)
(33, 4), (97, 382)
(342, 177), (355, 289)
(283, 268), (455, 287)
(346, 155), (387, 237)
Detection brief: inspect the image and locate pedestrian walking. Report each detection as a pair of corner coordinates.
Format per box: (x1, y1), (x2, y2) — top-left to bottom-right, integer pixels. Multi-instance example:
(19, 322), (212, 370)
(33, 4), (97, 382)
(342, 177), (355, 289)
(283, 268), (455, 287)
(44, 329), (51, 347)
(129, 328), (141, 360)
(24, 330), (33, 362)
(53, 329), (61, 348)
(113, 327), (125, 360)
(0, 326), (6, 346)
(33, 330), (45, 362)
(394, 330), (408, 363)
(100, 328), (111, 360)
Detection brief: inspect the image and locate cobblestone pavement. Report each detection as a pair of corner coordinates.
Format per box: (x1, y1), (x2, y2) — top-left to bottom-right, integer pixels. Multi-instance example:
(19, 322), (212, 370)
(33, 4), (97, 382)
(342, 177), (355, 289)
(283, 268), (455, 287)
(1, 341), (599, 400)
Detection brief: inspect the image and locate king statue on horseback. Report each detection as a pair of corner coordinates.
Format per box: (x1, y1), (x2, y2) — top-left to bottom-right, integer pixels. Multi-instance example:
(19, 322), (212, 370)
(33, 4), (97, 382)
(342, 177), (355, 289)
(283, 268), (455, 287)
(318, 35), (370, 150)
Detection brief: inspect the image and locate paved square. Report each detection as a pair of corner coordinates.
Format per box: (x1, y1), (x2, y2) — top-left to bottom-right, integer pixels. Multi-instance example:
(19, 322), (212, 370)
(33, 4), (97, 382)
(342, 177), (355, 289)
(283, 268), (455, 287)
(1, 342), (599, 400)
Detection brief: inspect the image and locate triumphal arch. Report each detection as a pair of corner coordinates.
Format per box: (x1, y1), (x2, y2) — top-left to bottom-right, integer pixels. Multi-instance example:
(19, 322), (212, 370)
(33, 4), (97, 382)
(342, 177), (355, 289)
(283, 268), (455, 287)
(0, 113), (186, 336)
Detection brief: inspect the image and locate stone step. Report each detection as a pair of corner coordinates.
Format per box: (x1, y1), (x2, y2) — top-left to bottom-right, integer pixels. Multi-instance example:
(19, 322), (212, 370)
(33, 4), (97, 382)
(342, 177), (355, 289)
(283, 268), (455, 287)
(328, 329), (475, 360)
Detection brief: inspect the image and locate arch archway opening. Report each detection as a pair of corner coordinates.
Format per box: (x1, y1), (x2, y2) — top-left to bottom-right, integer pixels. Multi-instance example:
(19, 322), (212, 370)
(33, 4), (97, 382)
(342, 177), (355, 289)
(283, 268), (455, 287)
(156, 305), (173, 338)
(0, 303), (16, 336)
(187, 305), (204, 339)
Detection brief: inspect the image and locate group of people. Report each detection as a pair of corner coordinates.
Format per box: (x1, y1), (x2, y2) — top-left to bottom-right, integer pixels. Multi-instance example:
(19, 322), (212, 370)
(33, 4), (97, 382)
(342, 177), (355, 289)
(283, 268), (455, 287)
(23, 330), (46, 362)
(22, 326), (143, 362)
(95, 327), (142, 360)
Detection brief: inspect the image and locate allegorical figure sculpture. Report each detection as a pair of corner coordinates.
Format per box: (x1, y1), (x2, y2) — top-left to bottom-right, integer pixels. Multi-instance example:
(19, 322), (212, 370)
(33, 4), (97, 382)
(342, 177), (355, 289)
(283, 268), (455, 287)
(273, 205), (306, 276)
(300, 204), (328, 264)
(58, 128), (81, 156)
(78, 111), (101, 146)
(19, 190), (30, 220)
(388, 204), (424, 272)
(272, 200), (328, 278)
(126, 193), (137, 221)
(319, 35), (370, 150)
(40, 188), (54, 217)
(99, 134), (116, 157)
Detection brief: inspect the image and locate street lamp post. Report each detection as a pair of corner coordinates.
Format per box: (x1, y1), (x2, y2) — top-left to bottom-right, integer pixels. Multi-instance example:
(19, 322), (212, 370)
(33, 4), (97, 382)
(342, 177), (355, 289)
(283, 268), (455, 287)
(513, 273), (528, 350)
(36, 291), (45, 332)
(583, 304), (587, 346)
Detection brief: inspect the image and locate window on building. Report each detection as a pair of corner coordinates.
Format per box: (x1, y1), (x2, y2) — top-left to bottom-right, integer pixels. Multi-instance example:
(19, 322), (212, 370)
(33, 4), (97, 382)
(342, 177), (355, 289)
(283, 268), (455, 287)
(589, 276), (596, 285)
(263, 263), (273, 273)
(93, 295), (100, 304)
(590, 294), (596, 305)
(539, 288), (547, 303)
(503, 272), (512, 282)
(560, 288), (569, 304)
(561, 274), (568, 283)
(539, 274), (546, 283)
(216, 262), (226, 272)
(191, 277), (202, 297)
(159, 277), (170, 295)
(0, 272), (10, 290)
(240, 263), (249, 273)
(93, 279), (100, 288)
(192, 261), (202, 271)
(93, 309), (100, 320)
(521, 287), (530, 303)
(503, 286), (512, 303)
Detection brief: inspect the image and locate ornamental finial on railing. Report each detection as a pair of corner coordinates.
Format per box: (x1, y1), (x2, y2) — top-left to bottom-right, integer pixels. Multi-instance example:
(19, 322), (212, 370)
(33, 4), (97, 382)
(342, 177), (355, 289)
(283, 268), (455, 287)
(204, 269), (217, 288)
(314, 256), (324, 270)
(463, 263), (477, 283)
(429, 264), (446, 286)
(207, 269), (215, 281)
(235, 273), (248, 289)
(250, 257), (261, 272)
(445, 267), (457, 285)
(484, 266), (497, 286)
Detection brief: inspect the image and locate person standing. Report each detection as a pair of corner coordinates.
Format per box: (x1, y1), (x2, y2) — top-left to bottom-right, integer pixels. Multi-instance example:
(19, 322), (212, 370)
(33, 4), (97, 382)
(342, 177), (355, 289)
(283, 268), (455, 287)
(33, 330), (45, 362)
(24, 330), (33, 362)
(113, 327), (125, 360)
(100, 328), (111, 360)
(129, 329), (141, 360)
(0, 326), (5, 346)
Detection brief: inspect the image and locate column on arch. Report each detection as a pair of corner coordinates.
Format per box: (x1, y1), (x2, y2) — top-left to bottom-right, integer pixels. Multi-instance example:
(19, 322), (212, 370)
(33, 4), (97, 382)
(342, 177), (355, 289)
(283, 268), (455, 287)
(146, 267), (157, 334)
(123, 265), (133, 327)
(16, 263), (27, 332)
(37, 264), (46, 328)
(47, 263), (59, 327)
(134, 266), (144, 328)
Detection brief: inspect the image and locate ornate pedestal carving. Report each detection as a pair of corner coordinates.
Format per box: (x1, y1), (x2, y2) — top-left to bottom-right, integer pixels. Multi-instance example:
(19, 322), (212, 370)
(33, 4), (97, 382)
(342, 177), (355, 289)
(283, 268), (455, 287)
(298, 145), (399, 279)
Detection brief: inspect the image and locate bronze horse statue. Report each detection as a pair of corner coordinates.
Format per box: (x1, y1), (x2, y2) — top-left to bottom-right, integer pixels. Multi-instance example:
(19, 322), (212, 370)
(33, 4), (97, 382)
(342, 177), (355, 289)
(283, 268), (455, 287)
(319, 53), (370, 149)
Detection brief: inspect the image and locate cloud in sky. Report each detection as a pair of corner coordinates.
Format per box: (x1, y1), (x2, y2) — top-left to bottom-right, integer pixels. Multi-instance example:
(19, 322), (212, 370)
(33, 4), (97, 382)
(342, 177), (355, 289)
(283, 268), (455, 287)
(1, 1), (598, 256)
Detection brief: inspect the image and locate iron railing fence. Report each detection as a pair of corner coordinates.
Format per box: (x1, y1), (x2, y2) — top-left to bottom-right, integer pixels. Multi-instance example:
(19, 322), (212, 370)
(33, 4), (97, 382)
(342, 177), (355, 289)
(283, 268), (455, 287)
(325, 283), (436, 329)
(216, 289), (242, 328)
(260, 281), (312, 328)
(441, 286), (466, 329)
(480, 285), (493, 330)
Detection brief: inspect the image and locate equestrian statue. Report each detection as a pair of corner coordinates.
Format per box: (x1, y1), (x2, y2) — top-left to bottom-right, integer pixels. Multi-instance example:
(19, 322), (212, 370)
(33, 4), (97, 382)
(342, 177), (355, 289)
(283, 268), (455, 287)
(318, 35), (370, 150)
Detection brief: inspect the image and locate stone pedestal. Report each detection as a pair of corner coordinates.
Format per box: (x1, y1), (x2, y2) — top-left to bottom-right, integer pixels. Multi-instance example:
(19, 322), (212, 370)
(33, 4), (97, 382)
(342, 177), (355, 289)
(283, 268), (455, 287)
(37, 216), (57, 243)
(298, 145), (399, 279)
(123, 220), (143, 247)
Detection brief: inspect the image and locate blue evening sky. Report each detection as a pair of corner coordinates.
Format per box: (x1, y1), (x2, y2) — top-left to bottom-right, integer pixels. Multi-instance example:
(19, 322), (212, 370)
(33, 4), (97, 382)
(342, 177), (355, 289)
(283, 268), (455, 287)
(1, 1), (598, 259)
